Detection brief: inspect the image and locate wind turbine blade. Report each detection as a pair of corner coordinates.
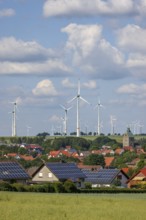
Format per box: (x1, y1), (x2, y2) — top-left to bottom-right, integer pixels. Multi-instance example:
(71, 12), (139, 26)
(67, 106), (73, 111)
(68, 96), (76, 103)
(78, 79), (80, 96)
(80, 96), (90, 104)
(60, 104), (66, 110)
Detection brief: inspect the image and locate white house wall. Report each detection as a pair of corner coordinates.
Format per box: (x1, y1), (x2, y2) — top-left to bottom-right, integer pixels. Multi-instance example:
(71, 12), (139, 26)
(32, 166), (58, 183)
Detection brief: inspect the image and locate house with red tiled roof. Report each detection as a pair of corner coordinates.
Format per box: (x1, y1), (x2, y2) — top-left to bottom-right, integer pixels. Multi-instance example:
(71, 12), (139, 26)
(6, 153), (35, 161)
(104, 157), (115, 168)
(20, 155), (34, 161)
(123, 146), (134, 152)
(77, 163), (102, 171)
(126, 158), (140, 168)
(48, 151), (61, 158)
(115, 148), (124, 155)
(127, 167), (146, 188)
(92, 149), (114, 156)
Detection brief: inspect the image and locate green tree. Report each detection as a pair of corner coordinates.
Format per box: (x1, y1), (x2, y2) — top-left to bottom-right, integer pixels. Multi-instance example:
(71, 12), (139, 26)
(83, 154), (105, 167)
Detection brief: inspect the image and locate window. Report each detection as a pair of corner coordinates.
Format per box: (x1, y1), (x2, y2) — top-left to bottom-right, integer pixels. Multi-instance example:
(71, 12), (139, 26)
(48, 172), (52, 178)
(117, 175), (122, 180)
(39, 172), (43, 178)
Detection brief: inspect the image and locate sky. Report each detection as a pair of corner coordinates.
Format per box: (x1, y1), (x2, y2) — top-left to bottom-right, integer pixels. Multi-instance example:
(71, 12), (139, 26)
(0, 0), (146, 137)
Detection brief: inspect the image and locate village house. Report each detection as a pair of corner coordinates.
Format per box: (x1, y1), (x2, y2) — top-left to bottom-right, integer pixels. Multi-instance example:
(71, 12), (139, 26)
(127, 167), (146, 188)
(31, 162), (86, 188)
(82, 168), (129, 188)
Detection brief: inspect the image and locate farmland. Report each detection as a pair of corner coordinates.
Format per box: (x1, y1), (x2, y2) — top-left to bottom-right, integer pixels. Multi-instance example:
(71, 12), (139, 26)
(0, 192), (146, 220)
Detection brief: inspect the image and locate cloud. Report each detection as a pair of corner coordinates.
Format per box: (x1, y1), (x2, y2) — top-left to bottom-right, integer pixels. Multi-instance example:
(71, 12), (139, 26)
(61, 78), (76, 88)
(43, 0), (136, 17)
(117, 83), (146, 98)
(0, 37), (71, 76)
(116, 24), (146, 80)
(117, 83), (140, 94)
(117, 25), (146, 53)
(0, 37), (54, 62)
(62, 23), (125, 80)
(83, 80), (97, 89)
(32, 79), (58, 97)
(0, 8), (15, 17)
(49, 115), (61, 122)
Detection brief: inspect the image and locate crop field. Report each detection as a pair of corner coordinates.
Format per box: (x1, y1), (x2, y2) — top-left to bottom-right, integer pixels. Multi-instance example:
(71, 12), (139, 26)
(0, 192), (146, 220)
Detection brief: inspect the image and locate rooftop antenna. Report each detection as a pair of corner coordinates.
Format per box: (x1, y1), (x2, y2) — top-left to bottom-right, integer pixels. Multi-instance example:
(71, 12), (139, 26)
(68, 79), (90, 137)
(60, 104), (72, 136)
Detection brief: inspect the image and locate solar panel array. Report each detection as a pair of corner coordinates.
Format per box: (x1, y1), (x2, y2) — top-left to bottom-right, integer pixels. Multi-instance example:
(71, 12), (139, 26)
(46, 163), (86, 180)
(82, 169), (120, 184)
(0, 162), (30, 180)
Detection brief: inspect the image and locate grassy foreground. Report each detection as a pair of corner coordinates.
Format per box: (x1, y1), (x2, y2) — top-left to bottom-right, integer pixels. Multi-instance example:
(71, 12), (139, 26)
(0, 192), (146, 220)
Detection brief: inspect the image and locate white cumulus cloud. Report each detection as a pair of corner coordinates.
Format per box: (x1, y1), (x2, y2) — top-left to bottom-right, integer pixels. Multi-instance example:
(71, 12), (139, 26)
(43, 0), (136, 17)
(32, 79), (58, 97)
(61, 78), (76, 88)
(83, 80), (97, 89)
(62, 23), (125, 80)
(0, 37), (71, 76)
(117, 25), (146, 53)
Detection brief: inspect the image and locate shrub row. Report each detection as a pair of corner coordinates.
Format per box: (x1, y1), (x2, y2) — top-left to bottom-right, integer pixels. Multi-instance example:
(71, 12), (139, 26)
(0, 180), (78, 193)
(1, 181), (146, 193)
(80, 188), (146, 193)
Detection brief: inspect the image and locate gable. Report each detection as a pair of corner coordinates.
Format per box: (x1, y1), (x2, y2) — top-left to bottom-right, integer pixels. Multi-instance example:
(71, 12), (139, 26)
(32, 165), (58, 182)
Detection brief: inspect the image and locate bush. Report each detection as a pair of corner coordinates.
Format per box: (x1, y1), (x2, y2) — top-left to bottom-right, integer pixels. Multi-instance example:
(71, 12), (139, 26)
(0, 181), (13, 191)
(53, 182), (65, 193)
(84, 182), (92, 189)
(63, 180), (78, 193)
(12, 183), (27, 192)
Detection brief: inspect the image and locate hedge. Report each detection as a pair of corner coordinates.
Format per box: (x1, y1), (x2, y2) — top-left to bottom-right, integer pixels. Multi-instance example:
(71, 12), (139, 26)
(1, 181), (146, 193)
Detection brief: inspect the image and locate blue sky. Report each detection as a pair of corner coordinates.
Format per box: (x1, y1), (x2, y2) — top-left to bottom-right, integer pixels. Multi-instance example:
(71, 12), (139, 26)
(0, 0), (146, 136)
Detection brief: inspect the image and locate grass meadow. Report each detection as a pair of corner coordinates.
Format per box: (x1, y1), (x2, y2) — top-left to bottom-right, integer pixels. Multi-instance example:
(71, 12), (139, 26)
(0, 192), (146, 220)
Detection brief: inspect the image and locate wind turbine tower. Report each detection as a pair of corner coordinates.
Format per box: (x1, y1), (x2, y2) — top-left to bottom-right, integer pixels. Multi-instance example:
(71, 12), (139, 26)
(110, 115), (117, 135)
(68, 79), (89, 137)
(60, 105), (72, 136)
(95, 98), (103, 136)
(11, 102), (17, 137)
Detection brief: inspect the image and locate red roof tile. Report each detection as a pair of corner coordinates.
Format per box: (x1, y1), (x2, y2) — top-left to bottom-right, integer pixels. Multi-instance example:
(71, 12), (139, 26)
(104, 157), (114, 167)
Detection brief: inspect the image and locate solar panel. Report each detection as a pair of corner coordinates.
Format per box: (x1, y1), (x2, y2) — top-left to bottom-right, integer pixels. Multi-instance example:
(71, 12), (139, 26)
(0, 162), (29, 180)
(82, 169), (120, 184)
(46, 163), (86, 180)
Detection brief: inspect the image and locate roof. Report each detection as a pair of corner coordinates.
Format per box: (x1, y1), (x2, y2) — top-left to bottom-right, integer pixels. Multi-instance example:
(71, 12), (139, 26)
(82, 169), (122, 184)
(141, 167), (146, 176)
(104, 157), (114, 167)
(46, 162), (86, 181)
(121, 168), (130, 174)
(0, 161), (30, 180)
(127, 167), (146, 183)
(77, 163), (101, 170)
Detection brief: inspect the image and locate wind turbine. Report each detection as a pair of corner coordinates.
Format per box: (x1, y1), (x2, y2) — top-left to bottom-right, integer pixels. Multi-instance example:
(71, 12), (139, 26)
(95, 98), (103, 136)
(68, 79), (89, 137)
(10, 101), (18, 137)
(110, 115), (117, 135)
(26, 125), (31, 137)
(60, 104), (72, 136)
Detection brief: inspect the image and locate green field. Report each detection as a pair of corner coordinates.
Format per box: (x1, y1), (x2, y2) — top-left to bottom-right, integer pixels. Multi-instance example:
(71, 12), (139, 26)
(0, 192), (146, 220)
